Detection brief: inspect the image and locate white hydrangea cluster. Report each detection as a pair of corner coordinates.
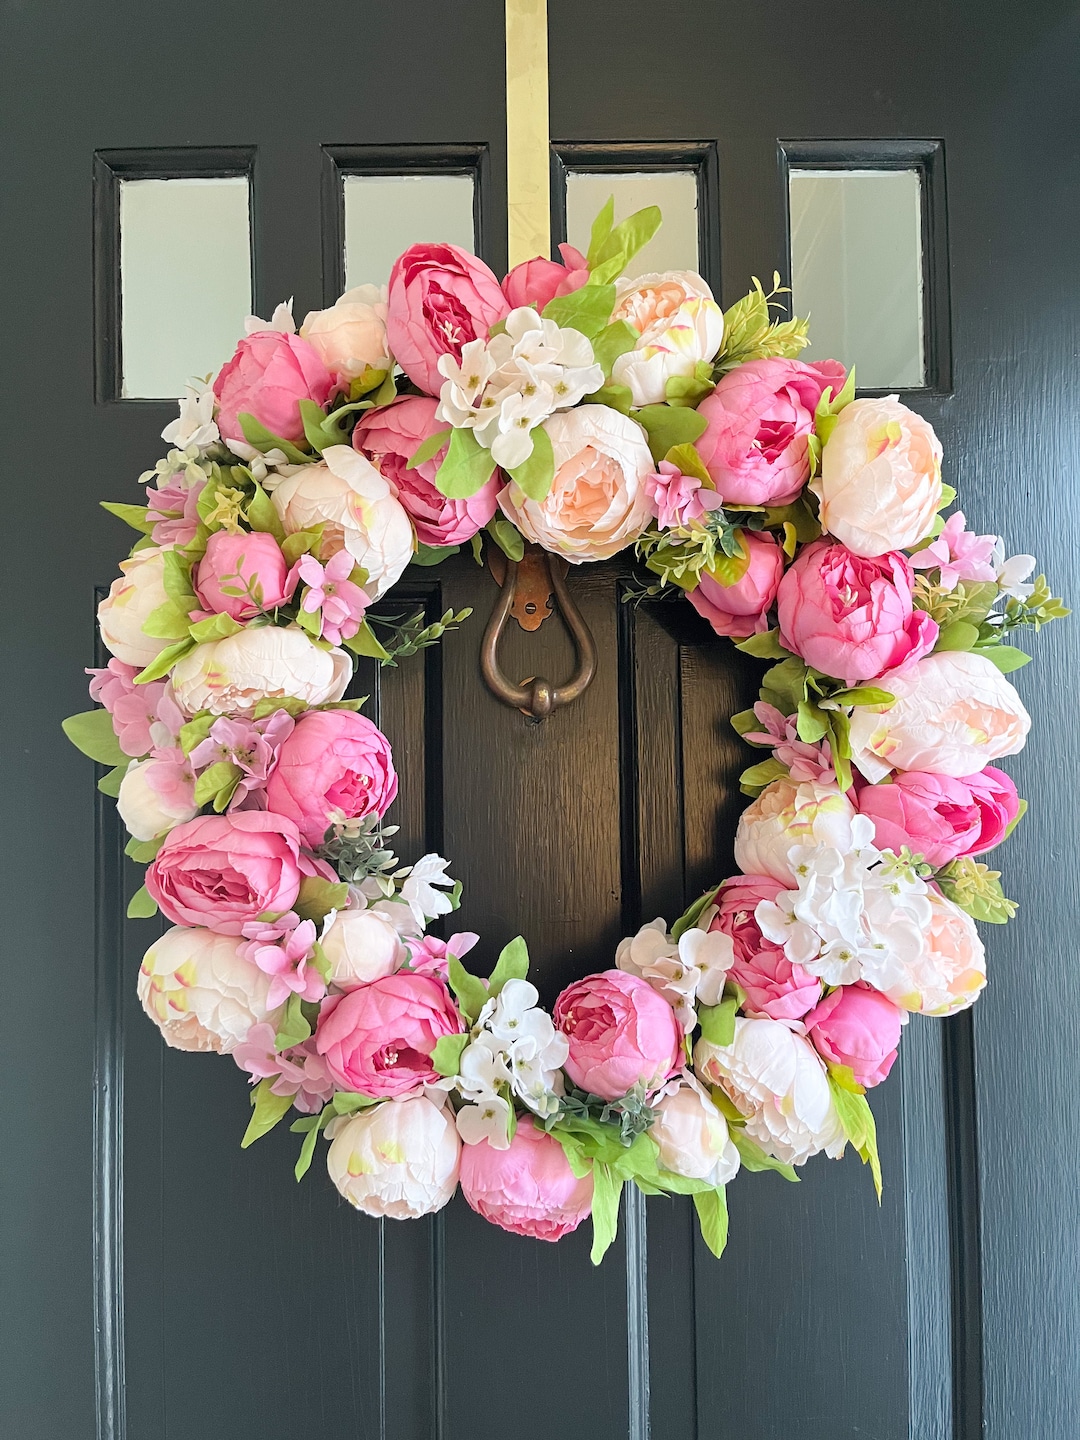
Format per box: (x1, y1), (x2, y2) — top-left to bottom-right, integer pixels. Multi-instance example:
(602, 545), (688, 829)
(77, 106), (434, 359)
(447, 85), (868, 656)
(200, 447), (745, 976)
(615, 918), (734, 1032)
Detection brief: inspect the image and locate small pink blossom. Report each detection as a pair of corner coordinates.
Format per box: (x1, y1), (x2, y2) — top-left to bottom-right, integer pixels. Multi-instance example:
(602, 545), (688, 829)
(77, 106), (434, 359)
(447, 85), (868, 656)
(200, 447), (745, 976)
(142, 745), (197, 809)
(645, 460), (724, 530)
(743, 702), (836, 784)
(232, 1022), (336, 1115)
(146, 473), (206, 547)
(238, 915), (326, 1009)
(188, 710), (295, 809)
(298, 551), (370, 645)
(909, 512), (999, 592)
(88, 660), (163, 757)
(404, 930), (480, 981)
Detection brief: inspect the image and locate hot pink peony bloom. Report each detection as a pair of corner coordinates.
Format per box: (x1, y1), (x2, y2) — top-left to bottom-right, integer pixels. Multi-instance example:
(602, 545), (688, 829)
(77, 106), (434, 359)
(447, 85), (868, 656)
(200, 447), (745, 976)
(194, 530), (298, 621)
(314, 972), (464, 1097)
(710, 875), (822, 1021)
(742, 702), (835, 784)
(804, 982), (903, 1089)
(232, 1022), (335, 1115)
(146, 811), (305, 934)
(263, 709), (397, 847)
(856, 771), (985, 867)
(686, 531), (785, 639)
(459, 1117), (594, 1241)
(353, 395), (500, 547)
(501, 243), (589, 311)
(297, 550), (370, 645)
(695, 357), (846, 506)
(386, 242), (509, 396)
(645, 460), (724, 531)
(238, 915), (325, 1008)
(777, 539), (939, 686)
(962, 765), (1021, 855)
(908, 511), (999, 592)
(405, 930), (480, 981)
(213, 330), (333, 444)
(554, 969), (681, 1102)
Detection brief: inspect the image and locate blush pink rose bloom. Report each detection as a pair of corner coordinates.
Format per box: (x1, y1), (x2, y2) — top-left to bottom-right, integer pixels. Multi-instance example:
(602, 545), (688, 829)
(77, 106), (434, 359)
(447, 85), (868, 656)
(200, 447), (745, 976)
(710, 875), (822, 1021)
(554, 969), (682, 1102)
(263, 709), (397, 847)
(501, 243), (589, 310)
(777, 540), (939, 686)
(459, 1116), (593, 1242)
(314, 973), (464, 1097)
(193, 530), (298, 621)
(386, 242), (509, 396)
(353, 395), (500, 547)
(686, 531), (784, 638)
(856, 771), (986, 867)
(213, 330), (333, 444)
(695, 357), (846, 506)
(804, 982), (903, 1089)
(146, 811), (305, 935)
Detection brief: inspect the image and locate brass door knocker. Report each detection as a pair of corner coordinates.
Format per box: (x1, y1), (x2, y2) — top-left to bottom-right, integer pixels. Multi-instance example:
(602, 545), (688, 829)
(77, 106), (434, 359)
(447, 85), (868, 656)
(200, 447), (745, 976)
(480, 544), (597, 719)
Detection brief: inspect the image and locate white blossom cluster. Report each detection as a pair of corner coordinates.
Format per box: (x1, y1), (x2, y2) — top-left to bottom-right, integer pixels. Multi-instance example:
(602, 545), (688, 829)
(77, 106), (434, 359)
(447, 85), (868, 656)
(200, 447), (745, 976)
(615, 918), (734, 1033)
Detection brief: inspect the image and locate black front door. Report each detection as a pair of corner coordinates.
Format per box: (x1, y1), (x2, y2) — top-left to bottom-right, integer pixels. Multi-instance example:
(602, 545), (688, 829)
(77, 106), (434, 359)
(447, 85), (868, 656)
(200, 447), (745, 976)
(3, 3), (1079, 1439)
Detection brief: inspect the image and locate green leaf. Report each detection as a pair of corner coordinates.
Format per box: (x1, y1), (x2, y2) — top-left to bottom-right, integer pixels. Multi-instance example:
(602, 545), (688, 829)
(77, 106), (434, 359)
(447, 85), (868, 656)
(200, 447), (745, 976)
(241, 1078), (295, 1148)
(187, 612), (245, 643)
(141, 599), (192, 641)
(298, 398), (332, 452)
(587, 204), (663, 286)
(938, 482), (958, 509)
(934, 620), (981, 653)
(634, 404), (708, 463)
(733, 629), (790, 660)
(193, 760), (242, 811)
(469, 533), (484, 564)
(739, 757), (789, 797)
(663, 441), (713, 487)
(729, 1128), (799, 1181)
(488, 936), (530, 995)
(796, 699), (829, 743)
(430, 1033), (470, 1078)
(584, 382), (634, 415)
(1001, 796), (1028, 843)
(975, 643), (1032, 674)
(827, 686), (896, 708)
(97, 763), (127, 797)
(759, 656), (810, 716)
(828, 1075), (882, 1201)
(100, 500), (154, 534)
(434, 427), (498, 500)
(238, 412), (310, 465)
(730, 707), (761, 737)
(585, 195), (615, 269)
(134, 638), (196, 684)
(125, 834), (163, 863)
(293, 875), (348, 924)
(246, 482), (286, 541)
(698, 997), (737, 1047)
(589, 1162), (624, 1266)
(295, 602), (322, 638)
(591, 319), (638, 377)
(541, 282), (616, 341)
(62, 709), (126, 765)
(406, 427), (453, 470)
(672, 884), (721, 941)
(447, 955), (488, 1026)
(411, 543), (460, 567)
(487, 516), (525, 562)
(343, 619), (392, 661)
(330, 1091), (381, 1115)
(693, 1187), (730, 1260)
(294, 1118), (323, 1181)
(275, 994), (312, 1051)
(178, 712), (215, 756)
(126, 884), (157, 919)
(665, 372), (715, 408)
(281, 528), (325, 565)
(507, 424), (555, 502)
(161, 548), (198, 609)
(251, 695), (309, 720)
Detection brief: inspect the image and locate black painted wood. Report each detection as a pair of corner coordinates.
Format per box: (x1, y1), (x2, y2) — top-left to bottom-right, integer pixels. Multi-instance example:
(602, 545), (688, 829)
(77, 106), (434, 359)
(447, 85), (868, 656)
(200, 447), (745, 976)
(2, 4), (1078, 1440)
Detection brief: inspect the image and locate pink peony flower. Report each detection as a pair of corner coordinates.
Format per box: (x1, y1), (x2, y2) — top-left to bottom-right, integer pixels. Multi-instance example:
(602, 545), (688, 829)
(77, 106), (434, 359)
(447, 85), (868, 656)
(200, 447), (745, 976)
(314, 972), (464, 1097)
(710, 875), (822, 1021)
(213, 330), (333, 444)
(232, 1022), (335, 1115)
(297, 550), (369, 645)
(695, 357), (846, 506)
(742, 702), (835, 784)
(386, 242), (509, 397)
(459, 1117), (593, 1242)
(353, 395), (500, 548)
(193, 530), (298, 621)
(553, 969), (682, 1102)
(501, 243), (589, 311)
(263, 709), (397, 848)
(645, 460), (724, 530)
(777, 539), (939, 686)
(804, 982), (903, 1089)
(404, 930), (480, 981)
(962, 765), (1021, 855)
(187, 710), (295, 810)
(238, 915), (325, 1009)
(855, 770), (984, 867)
(908, 511), (999, 592)
(146, 810), (306, 934)
(686, 531), (785, 639)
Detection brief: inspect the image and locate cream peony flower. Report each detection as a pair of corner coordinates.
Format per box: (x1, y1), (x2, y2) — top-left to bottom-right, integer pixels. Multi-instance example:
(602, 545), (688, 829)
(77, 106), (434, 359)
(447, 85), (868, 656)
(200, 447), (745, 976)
(321, 908), (406, 989)
(650, 1075), (740, 1185)
(811, 396), (943, 557)
(97, 546), (175, 669)
(695, 1018), (846, 1167)
(611, 270), (724, 406)
(138, 925), (278, 1054)
(847, 650), (1031, 781)
(170, 624), (351, 718)
(301, 285), (390, 387)
(498, 405), (654, 562)
(734, 778), (860, 885)
(270, 445), (414, 598)
(879, 890), (987, 1015)
(326, 1095), (461, 1219)
(117, 758), (198, 842)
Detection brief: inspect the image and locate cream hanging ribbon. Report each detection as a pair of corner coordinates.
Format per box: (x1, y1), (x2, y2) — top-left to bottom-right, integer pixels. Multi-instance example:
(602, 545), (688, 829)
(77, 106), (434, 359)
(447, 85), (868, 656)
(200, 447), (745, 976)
(505, 0), (551, 267)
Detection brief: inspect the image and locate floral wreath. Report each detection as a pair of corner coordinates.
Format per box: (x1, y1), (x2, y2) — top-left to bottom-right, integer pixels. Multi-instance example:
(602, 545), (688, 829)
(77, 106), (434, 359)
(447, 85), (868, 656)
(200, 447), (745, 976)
(66, 202), (1068, 1261)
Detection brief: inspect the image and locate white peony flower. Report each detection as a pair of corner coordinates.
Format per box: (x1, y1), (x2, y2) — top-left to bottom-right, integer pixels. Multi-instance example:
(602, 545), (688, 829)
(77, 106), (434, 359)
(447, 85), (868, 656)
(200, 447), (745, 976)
(846, 650), (1032, 781)
(138, 925), (279, 1054)
(694, 1018), (846, 1167)
(117, 757), (198, 842)
(733, 778), (860, 885)
(170, 624), (351, 718)
(615, 919), (734, 1030)
(270, 446), (414, 599)
(301, 285), (390, 388)
(321, 908), (406, 989)
(326, 1095), (461, 1219)
(650, 1075), (740, 1185)
(97, 546), (176, 670)
(610, 270), (724, 407)
(161, 380), (219, 450)
(877, 889), (987, 1016)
